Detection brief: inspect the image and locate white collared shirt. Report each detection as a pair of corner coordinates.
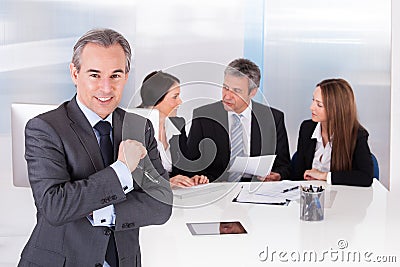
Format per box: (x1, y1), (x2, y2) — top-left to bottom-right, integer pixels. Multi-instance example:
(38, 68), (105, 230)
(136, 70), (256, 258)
(227, 101), (252, 156)
(156, 117), (182, 172)
(311, 122), (332, 184)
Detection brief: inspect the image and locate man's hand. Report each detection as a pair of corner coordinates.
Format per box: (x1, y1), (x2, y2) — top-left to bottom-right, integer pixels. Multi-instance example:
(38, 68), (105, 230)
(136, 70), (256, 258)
(257, 171), (281, 182)
(118, 139), (147, 172)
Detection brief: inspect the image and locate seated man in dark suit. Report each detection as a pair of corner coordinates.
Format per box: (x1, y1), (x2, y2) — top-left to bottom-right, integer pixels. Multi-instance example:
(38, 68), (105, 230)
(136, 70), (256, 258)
(187, 58), (291, 182)
(18, 28), (172, 267)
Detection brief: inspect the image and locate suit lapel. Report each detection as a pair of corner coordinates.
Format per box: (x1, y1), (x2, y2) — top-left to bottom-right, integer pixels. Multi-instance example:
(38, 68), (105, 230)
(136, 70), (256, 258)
(249, 101), (277, 156)
(66, 97), (105, 171)
(306, 140), (317, 167)
(250, 111), (260, 156)
(112, 108), (124, 162)
(305, 123), (318, 167)
(214, 102), (229, 153)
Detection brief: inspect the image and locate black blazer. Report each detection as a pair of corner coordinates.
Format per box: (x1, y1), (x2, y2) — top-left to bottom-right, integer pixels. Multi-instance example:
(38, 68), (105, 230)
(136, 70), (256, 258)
(187, 101), (291, 182)
(168, 116), (191, 177)
(292, 119), (373, 187)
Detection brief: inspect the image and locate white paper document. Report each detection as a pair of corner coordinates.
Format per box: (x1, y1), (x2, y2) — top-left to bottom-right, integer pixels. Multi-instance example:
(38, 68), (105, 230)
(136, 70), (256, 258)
(228, 155), (276, 177)
(234, 181), (301, 205)
(173, 183), (225, 199)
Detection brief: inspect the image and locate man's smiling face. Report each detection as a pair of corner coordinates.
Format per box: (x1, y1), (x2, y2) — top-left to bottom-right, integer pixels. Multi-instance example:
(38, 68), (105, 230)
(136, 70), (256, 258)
(70, 42), (129, 119)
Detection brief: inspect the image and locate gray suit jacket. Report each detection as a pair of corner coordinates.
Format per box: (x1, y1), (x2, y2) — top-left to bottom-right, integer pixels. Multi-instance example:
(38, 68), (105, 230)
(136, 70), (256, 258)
(18, 97), (172, 267)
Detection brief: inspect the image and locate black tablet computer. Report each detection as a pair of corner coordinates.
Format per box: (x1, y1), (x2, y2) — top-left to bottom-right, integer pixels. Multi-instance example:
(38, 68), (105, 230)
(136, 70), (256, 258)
(186, 221), (247, 235)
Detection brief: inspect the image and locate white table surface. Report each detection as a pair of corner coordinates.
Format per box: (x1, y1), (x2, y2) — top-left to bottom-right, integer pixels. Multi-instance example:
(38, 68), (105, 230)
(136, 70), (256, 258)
(140, 180), (400, 267)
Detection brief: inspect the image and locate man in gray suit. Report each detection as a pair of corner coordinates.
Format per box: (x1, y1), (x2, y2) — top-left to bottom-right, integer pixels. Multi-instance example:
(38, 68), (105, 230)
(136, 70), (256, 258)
(18, 29), (172, 267)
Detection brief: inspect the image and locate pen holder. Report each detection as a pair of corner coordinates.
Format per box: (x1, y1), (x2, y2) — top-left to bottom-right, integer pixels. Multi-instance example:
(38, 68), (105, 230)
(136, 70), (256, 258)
(300, 187), (324, 221)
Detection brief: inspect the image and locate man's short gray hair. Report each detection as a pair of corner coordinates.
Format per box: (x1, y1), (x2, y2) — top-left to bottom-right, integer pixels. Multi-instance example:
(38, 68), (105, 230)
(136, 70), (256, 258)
(224, 58), (261, 91)
(72, 28), (132, 73)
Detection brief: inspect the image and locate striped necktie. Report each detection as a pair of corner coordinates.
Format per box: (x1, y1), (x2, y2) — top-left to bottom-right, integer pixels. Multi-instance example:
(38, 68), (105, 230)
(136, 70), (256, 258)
(228, 114), (244, 182)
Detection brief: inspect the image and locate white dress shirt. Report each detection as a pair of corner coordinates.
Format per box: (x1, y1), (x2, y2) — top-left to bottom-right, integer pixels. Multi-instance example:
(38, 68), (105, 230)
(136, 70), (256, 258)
(311, 122), (332, 184)
(76, 98), (133, 227)
(227, 102), (252, 156)
(156, 117), (181, 172)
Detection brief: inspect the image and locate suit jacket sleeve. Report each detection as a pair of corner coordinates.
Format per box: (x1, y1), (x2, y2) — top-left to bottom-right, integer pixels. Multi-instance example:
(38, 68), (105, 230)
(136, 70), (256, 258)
(291, 120), (312, 181)
(271, 110), (291, 180)
(25, 117), (172, 229)
(331, 128), (373, 187)
(115, 119), (173, 231)
(169, 129), (188, 177)
(186, 108), (209, 177)
(187, 109), (203, 162)
(167, 117), (189, 177)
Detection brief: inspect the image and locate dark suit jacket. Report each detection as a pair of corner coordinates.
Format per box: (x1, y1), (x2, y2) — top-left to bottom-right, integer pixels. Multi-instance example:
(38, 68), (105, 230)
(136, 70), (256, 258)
(292, 119), (373, 187)
(187, 101), (291, 182)
(168, 116), (191, 177)
(19, 97), (172, 267)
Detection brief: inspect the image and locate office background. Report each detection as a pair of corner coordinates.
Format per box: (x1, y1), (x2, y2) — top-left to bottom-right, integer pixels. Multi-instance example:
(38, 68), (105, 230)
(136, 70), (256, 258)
(0, 0), (396, 191)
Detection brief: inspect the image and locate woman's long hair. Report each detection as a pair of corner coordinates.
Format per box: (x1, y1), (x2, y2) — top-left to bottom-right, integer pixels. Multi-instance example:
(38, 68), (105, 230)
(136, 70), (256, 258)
(317, 78), (360, 171)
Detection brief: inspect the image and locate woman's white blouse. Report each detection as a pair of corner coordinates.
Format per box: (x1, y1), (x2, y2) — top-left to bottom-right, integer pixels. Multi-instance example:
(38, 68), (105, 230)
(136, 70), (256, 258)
(156, 117), (181, 173)
(311, 122), (333, 183)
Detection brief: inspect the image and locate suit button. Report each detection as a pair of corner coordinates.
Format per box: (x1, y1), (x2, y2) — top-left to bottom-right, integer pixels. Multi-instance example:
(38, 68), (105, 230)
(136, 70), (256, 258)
(95, 264), (102, 267)
(111, 195), (117, 200)
(122, 223), (128, 228)
(104, 229), (111, 236)
(128, 223), (134, 228)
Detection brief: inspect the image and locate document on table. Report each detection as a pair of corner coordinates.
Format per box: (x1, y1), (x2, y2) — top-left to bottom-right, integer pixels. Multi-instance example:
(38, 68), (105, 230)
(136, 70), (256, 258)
(233, 181), (301, 205)
(173, 183), (225, 199)
(228, 155), (276, 177)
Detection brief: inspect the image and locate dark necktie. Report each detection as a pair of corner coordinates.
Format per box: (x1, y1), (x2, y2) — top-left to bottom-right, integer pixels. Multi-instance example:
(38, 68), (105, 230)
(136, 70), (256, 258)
(93, 121), (119, 267)
(94, 121), (113, 166)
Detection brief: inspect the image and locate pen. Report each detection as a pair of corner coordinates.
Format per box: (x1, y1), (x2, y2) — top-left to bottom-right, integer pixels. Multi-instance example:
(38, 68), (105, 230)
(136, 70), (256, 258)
(137, 165), (160, 184)
(282, 186), (299, 193)
(309, 185), (314, 193)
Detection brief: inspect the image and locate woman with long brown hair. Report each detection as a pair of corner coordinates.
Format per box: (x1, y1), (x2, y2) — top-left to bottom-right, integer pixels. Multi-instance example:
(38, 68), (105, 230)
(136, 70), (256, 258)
(292, 78), (373, 186)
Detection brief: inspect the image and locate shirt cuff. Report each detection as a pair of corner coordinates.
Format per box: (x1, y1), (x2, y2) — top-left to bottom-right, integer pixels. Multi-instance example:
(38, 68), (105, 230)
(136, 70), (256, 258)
(111, 160), (134, 194)
(91, 205), (115, 226)
(326, 172), (332, 184)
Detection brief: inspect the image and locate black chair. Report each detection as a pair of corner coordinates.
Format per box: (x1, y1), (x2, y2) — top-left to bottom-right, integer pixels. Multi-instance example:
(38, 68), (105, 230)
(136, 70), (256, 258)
(371, 153), (379, 180)
(290, 151), (298, 173)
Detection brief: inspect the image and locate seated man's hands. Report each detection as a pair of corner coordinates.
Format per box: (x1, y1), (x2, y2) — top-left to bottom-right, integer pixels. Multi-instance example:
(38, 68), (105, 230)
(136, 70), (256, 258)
(256, 171), (281, 182)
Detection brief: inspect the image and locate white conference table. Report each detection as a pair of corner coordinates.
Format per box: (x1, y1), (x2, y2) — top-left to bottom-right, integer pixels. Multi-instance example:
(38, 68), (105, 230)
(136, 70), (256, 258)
(140, 180), (400, 267)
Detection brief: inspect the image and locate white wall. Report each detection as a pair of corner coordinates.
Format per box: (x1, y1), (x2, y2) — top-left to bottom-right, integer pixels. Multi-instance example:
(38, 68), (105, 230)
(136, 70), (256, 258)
(263, 0), (391, 188)
(390, 0), (400, 192)
(0, 0), (396, 189)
